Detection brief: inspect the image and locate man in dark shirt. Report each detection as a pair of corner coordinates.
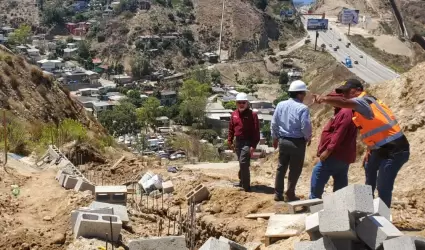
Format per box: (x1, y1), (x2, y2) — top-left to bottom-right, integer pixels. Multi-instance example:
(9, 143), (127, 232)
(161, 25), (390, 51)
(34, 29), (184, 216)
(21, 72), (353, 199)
(228, 92), (260, 192)
(310, 92), (358, 199)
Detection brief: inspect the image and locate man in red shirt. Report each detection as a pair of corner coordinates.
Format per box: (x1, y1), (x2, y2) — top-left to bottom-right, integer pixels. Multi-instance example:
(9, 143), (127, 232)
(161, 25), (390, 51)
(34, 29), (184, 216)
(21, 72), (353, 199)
(309, 92), (358, 199)
(228, 92), (260, 192)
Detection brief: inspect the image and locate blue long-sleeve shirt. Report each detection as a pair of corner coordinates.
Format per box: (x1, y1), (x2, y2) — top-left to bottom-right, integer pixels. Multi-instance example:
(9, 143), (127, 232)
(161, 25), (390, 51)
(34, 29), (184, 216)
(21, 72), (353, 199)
(271, 98), (312, 140)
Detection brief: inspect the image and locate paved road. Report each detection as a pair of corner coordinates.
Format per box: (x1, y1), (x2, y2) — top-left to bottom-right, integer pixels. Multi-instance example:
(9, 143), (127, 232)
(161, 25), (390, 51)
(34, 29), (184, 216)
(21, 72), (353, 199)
(300, 16), (400, 84)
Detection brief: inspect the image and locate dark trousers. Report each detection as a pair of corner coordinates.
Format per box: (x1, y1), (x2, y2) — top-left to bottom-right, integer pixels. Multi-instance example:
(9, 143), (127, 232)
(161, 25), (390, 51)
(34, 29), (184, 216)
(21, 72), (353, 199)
(275, 137), (306, 197)
(309, 156), (350, 199)
(364, 149), (410, 208)
(235, 138), (251, 191)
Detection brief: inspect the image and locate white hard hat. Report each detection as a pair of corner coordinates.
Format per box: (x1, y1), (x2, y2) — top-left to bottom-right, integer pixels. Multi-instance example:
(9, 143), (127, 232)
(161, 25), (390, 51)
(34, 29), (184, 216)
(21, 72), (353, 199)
(288, 80), (308, 92)
(236, 92), (248, 101)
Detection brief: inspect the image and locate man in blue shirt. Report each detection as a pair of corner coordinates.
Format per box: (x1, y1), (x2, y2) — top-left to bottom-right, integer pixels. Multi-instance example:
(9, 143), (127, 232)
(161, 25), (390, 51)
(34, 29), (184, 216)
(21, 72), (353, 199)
(271, 80), (312, 201)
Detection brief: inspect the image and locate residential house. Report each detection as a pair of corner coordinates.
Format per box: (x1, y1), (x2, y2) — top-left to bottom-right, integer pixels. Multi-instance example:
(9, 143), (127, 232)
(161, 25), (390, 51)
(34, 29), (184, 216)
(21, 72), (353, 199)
(77, 88), (99, 96)
(160, 90), (177, 106)
(111, 75), (132, 85)
(72, 1), (88, 12)
(105, 92), (126, 102)
(287, 68), (303, 84)
(85, 70), (100, 84)
(110, 1), (120, 8)
(0, 34), (7, 44)
(203, 52), (219, 63)
(92, 101), (115, 117)
(211, 87), (225, 94)
(27, 48), (41, 62)
(63, 69), (89, 84)
(64, 48), (78, 59)
(156, 116), (170, 127)
(162, 72), (185, 84)
(204, 102), (232, 132)
(217, 93), (257, 106)
(103, 6), (114, 17)
(1, 27), (14, 35)
(72, 95), (99, 115)
(37, 59), (63, 72)
(67, 43), (78, 49)
(250, 100), (273, 110)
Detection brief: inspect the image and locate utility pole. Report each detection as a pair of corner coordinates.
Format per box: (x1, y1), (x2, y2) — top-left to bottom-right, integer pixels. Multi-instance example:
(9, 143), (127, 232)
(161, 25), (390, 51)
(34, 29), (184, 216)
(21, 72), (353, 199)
(218, 0), (225, 61)
(314, 30), (319, 51)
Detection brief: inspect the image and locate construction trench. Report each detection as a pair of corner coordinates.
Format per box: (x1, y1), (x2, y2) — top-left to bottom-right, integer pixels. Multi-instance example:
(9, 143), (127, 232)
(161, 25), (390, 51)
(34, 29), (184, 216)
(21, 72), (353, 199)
(36, 145), (425, 250)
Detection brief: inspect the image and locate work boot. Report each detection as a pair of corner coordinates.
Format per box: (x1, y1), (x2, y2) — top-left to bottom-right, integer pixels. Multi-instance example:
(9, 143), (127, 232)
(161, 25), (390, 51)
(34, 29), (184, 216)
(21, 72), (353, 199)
(274, 194), (285, 202)
(285, 194), (300, 202)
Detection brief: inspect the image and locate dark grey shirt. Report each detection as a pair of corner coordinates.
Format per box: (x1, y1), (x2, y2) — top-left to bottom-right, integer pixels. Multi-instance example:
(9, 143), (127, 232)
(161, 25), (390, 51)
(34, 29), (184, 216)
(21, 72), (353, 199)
(352, 97), (374, 120)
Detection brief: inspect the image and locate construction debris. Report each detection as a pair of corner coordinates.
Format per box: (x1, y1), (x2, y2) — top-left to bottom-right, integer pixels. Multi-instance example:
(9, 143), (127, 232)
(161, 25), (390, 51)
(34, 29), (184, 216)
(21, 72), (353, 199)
(265, 214), (307, 246)
(128, 236), (187, 250)
(73, 213), (122, 242)
(94, 185), (128, 205)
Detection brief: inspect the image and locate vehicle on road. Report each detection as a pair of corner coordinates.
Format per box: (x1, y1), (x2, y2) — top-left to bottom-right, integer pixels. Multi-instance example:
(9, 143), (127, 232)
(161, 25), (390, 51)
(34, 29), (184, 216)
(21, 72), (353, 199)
(335, 45), (339, 49)
(334, 48), (338, 51)
(338, 38), (342, 41)
(329, 44), (332, 47)
(344, 56), (353, 68)
(354, 60), (358, 64)
(359, 55), (363, 58)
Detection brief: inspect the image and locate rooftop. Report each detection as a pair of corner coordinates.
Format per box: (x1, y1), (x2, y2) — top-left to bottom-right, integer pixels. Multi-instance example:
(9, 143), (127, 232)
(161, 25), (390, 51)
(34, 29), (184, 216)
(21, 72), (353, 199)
(74, 96), (99, 103)
(92, 101), (113, 107)
(161, 90), (176, 96)
(156, 116), (169, 121)
(206, 102), (225, 111)
(64, 48), (78, 53)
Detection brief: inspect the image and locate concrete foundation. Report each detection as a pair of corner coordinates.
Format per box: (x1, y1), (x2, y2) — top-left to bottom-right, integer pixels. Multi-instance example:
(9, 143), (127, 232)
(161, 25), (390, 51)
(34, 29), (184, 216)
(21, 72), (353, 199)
(186, 184), (209, 203)
(89, 201), (129, 223)
(199, 237), (230, 250)
(219, 236), (247, 250)
(74, 178), (95, 194)
(64, 175), (79, 189)
(162, 180), (174, 193)
(356, 216), (403, 249)
(128, 236), (188, 250)
(373, 198), (391, 221)
(71, 207), (114, 228)
(323, 184), (374, 218)
(309, 203), (324, 213)
(319, 209), (356, 239)
(73, 213), (122, 242)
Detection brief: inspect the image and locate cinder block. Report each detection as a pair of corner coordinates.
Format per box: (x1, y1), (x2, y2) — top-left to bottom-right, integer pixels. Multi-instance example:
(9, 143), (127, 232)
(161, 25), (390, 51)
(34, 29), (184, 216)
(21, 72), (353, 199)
(199, 237), (230, 250)
(356, 216), (403, 249)
(186, 184), (209, 203)
(287, 198), (322, 214)
(304, 237), (337, 250)
(128, 236), (188, 250)
(319, 209), (356, 239)
(323, 184), (373, 218)
(331, 239), (356, 250)
(162, 181), (174, 194)
(64, 175), (79, 189)
(59, 173), (71, 187)
(373, 198), (391, 221)
(309, 203), (324, 213)
(74, 178), (95, 194)
(294, 241), (314, 250)
(89, 201), (129, 223)
(219, 236), (247, 250)
(383, 236), (415, 250)
(73, 213), (122, 242)
(305, 212), (319, 233)
(71, 207), (114, 228)
(307, 231), (322, 241)
(55, 169), (70, 180)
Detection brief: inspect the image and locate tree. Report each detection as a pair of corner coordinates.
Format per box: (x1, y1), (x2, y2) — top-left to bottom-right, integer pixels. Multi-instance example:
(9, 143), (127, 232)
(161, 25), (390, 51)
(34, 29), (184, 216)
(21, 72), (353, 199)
(98, 100), (138, 136)
(224, 101), (236, 110)
(115, 63), (124, 74)
(211, 69), (221, 84)
(279, 71), (289, 85)
(126, 89), (143, 107)
(136, 97), (161, 130)
(42, 3), (65, 26)
(261, 121), (271, 146)
(254, 0), (268, 11)
(273, 92), (289, 106)
(8, 25), (31, 45)
(191, 66), (211, 84)
(131, 54), (152, 79)
(178, 79), (210, 125)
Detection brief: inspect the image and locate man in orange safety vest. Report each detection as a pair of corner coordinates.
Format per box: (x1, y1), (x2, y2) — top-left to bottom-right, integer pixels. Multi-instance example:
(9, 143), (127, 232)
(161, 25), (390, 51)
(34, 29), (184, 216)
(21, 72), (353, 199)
(313, 79), (410, 208)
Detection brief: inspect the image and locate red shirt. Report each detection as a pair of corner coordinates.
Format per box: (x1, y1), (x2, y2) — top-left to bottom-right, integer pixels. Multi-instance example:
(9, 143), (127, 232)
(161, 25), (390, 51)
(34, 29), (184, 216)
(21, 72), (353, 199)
(228, 109), (260, 148)
(317, 108), (358, 164)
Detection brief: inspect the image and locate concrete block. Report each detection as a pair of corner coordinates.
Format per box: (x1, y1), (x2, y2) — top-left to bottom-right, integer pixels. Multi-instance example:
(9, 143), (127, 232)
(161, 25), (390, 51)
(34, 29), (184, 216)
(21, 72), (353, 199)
(59, 173), (70, 187)
(128, 236), (188, 250)
(323, 184), (373, 218)
(304, 237), (337, 250)
(74, 178), (95, 194)
(244, 242), (262, 250)
(373, 198), (391, 221)
(331, 239), (356, 250)
(95, 186), (127, 205)
(294, 241), (314, 250)
(383, 236), (415, 250)
(319, 209), (356, 239)
(89, 201), (129, 223)
(219, 236), (247, 250)
(287, 198), (322, 214)
(55, 169), (70, 180)
(162, 180), (174, 193)
(73, 213), (122, 242)
(64, 175), (79, 189)
(356, 216), (403, 249)
(48, 145), (61, 160)
(186, 184), (209, 203)
(307, 231), (322, 241)
(199, 237), (230, 250)
(71, 207), (114, 228)
(305, 212), (319, 233)
(309, 203), (324, 213)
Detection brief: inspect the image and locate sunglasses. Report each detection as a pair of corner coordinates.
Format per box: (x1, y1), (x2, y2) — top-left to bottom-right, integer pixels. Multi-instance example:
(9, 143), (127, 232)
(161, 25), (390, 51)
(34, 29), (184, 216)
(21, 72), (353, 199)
(237, 101), (247, 105)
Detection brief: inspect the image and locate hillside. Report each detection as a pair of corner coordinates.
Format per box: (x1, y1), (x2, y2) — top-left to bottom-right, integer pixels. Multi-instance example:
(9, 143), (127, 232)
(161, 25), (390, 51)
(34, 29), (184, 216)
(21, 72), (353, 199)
(0, 46), (106, 155)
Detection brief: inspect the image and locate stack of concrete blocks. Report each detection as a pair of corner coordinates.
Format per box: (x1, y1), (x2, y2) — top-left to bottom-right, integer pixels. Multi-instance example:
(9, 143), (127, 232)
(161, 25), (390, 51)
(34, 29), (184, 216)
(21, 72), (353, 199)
(128, 236), (188, 250)
(73, 212), (122, 242)
(89, 201), (129, 224)
(199, 236), (247, 250)
(71, 207), (114, 228)
(300, 184), (411, 250)
(139, 172), (163, 194)
(185, 184), (209, 203)
(74, 178), (95, 194)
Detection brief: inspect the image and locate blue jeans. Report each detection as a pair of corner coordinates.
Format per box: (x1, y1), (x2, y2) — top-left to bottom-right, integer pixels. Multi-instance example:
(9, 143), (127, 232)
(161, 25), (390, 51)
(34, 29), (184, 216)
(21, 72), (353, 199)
(309, 156), (350, 199)
(364, 149), (410, 208)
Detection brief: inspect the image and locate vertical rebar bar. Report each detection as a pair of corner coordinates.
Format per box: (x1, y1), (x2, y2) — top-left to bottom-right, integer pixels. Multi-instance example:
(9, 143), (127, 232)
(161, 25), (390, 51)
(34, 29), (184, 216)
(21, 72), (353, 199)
(109, 216), (114, 250)
(162, 192), (164, 210)
(178, 206), (182, 235)
(105, 233), (108, 250)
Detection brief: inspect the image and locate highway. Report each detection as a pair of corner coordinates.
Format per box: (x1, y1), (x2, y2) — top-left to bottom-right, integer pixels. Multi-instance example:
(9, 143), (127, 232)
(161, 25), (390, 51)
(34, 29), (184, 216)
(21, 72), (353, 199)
(300, 16), (400, 84)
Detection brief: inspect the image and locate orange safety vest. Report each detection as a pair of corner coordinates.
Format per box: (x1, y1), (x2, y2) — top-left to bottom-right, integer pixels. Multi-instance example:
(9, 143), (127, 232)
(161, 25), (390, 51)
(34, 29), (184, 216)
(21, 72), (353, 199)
(352, 92), (403, 150)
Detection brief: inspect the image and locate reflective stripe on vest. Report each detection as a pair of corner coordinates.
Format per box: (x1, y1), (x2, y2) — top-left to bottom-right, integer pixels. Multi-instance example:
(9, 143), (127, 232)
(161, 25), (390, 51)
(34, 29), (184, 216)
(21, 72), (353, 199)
(353, 93), (403, 149)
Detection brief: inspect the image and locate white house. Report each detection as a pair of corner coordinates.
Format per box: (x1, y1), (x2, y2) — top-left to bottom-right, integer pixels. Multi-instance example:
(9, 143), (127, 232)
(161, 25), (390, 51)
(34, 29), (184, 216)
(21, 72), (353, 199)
(37, 59), (64, 71)
(64, 48), (78, 58)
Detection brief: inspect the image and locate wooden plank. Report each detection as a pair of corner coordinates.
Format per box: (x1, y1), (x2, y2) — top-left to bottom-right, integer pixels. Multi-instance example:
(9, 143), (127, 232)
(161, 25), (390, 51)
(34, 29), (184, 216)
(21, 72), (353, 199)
(111, 155), (125, 170)
(287, 198), (323, 214)
(245, 213), (275, 219)
(265, 214), (306, 238)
